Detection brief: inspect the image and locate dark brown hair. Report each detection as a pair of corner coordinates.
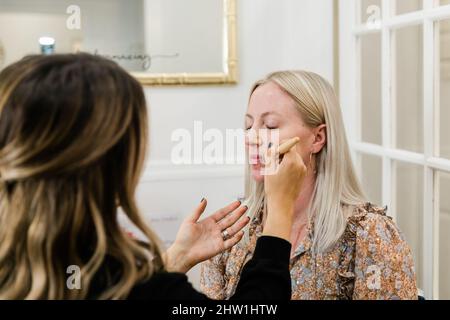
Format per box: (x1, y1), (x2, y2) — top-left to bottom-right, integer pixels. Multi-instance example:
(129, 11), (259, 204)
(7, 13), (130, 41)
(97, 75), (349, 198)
(0, 53), (163, 299)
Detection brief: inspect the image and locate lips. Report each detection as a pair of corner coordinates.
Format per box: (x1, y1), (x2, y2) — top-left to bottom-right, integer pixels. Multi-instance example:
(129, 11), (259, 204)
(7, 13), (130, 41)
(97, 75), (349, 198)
(250, 153), (268, 166)
(248, 145), (271, 165)
(249, 155), (260, 164)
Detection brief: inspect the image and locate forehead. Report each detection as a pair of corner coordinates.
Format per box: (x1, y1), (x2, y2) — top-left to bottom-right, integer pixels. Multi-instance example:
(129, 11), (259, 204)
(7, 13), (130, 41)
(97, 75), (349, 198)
(247, 82), (296, 116)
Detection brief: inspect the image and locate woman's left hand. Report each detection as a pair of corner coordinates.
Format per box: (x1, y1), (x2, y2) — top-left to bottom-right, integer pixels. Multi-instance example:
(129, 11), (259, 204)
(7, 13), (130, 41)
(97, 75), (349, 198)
(164, 199), (250, 273)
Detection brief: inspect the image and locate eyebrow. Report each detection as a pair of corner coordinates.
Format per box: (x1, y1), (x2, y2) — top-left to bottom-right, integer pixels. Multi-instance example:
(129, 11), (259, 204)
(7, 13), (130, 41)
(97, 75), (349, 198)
(245, 111), (281, 120)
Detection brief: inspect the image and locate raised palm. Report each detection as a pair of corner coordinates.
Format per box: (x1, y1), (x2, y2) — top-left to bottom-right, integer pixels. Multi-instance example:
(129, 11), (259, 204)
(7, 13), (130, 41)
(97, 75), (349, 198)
(172, 199), (249, 270)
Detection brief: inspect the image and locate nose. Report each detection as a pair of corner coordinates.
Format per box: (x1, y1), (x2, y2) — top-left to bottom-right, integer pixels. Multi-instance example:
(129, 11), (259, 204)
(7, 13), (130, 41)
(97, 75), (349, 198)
(245, 129), (262, 147)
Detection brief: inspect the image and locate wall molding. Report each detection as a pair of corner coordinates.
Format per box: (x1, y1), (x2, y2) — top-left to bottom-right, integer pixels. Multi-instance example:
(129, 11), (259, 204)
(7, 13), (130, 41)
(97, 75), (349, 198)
(141, 160), (245, 182)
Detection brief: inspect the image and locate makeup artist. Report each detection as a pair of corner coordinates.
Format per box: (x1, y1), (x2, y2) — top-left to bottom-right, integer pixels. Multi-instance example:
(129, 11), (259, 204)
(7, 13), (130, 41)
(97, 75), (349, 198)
(0, 53), (306, 299)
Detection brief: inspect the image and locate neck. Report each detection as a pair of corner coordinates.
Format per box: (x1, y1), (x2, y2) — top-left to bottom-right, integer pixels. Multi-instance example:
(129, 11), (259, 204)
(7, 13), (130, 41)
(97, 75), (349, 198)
(260, 171), (316, 233)
(291, 172), (316, 229)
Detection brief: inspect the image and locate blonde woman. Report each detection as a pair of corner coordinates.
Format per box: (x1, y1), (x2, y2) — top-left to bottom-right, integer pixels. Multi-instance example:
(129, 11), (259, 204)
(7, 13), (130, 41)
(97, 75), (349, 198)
(201, 71), (418, 300)
(0, 54), (306, 299)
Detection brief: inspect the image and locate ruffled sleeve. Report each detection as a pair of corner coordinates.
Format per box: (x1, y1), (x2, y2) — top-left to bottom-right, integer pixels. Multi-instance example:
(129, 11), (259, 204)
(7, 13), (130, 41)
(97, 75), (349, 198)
(350, 205), (418, 300)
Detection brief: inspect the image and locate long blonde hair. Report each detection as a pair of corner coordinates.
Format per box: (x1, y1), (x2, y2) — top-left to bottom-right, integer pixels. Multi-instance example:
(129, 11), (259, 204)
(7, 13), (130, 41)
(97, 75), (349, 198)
(244, 70), (367, 253)
(0, 53), (164, 299)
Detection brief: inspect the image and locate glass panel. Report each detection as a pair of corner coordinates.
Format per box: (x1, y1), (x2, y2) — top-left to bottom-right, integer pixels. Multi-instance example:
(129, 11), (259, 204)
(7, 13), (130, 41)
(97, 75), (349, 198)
(361, 33), (382, 144)
(438, 171), (450, 299)
(439, 20), (450, 159)
(395, 0), (422, 15)
(395, 162), (423, 291)
(360, 0), (381, 26)
(360, 154), (383, 205)
(0, 0), (226, 74)
(395, 25), (424, 153)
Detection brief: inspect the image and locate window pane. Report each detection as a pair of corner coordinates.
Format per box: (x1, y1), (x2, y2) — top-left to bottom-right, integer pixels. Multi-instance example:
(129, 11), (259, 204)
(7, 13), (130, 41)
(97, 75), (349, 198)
(439, 171), (450, 299)
(361, 33), (382, 144)
(439, 20), (450, 159)
(395, 162), (423, 291)
(360, 154), (382, 205)
(395, 25), (424, 153)
(360, 0), (381, 26)
(395, 0), (422, 15)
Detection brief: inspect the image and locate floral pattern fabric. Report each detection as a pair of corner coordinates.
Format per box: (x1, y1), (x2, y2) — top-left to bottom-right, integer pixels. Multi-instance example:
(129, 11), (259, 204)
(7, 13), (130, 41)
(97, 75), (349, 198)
(200, 203), (418, 300)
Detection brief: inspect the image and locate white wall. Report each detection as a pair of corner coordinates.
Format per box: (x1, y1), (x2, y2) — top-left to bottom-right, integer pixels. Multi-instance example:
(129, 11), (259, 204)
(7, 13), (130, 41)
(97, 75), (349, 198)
(134, 0), (334, 289)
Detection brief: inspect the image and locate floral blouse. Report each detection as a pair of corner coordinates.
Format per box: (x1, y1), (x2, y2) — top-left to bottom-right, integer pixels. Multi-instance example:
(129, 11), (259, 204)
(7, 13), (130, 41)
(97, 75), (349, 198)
(200, 203), (418, 300)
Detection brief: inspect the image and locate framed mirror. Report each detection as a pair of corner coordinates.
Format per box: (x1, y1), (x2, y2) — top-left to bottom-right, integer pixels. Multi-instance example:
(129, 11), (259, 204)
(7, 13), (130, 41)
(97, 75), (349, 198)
(0, 0), (238, 85)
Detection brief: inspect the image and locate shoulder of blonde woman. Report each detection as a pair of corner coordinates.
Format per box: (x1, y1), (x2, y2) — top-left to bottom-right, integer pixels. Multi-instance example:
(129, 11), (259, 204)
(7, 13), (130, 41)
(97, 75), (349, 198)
(345, 203), (418, 300)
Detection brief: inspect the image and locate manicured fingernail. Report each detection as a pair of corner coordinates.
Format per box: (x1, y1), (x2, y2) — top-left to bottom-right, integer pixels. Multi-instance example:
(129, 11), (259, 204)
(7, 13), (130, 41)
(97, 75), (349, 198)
(200, 198), (205, 203)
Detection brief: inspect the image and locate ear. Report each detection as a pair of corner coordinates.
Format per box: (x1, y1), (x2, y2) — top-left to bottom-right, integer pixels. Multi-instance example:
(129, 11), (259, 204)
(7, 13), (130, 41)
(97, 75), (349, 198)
(311, 124), (326, 154)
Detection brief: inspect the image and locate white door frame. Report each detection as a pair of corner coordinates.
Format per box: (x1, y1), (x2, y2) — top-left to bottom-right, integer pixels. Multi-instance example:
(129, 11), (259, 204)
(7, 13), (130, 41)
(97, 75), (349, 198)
(339, 0), (450, 299)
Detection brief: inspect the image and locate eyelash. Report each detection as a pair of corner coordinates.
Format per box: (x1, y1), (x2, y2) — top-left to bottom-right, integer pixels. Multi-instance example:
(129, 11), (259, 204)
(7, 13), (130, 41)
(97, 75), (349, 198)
(245, 125), (278, 130)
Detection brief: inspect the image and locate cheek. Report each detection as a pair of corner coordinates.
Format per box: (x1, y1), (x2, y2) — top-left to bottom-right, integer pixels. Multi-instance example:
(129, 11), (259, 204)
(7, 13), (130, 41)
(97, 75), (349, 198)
(279, 127), (315, 164)
(280, 126), (312, 149)
(278, 125), (307, 142)
(295, 142), (313, 164)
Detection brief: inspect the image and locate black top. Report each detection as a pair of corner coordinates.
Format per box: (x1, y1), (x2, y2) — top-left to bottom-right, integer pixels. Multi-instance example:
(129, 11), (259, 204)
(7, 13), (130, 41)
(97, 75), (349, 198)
(90, 236), (292, 300)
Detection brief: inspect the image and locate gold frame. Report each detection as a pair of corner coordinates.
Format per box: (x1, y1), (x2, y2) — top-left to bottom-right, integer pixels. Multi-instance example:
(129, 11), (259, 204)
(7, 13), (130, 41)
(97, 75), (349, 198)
(132, 0), (238, 86)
